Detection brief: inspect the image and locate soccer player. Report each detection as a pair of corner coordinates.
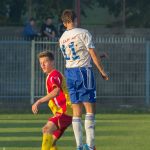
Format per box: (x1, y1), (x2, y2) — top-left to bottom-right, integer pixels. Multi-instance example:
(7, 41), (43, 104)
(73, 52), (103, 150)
(32, 51), (72, 150)
(59, 9), (109, 150)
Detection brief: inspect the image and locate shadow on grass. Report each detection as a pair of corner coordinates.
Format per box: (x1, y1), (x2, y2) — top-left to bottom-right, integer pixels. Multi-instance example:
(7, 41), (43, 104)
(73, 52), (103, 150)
(0, 139), (75, 147)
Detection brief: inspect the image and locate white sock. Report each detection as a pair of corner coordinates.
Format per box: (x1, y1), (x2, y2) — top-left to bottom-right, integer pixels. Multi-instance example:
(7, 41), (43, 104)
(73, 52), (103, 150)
(72, 117), (83, 148)
(85, 113), (95, 149)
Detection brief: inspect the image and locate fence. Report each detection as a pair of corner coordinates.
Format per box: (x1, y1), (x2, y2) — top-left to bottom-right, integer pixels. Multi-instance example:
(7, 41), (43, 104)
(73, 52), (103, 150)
(94, 36), (148, 107)
(0, 36), (149, 112)
(0, 38), (31, 111)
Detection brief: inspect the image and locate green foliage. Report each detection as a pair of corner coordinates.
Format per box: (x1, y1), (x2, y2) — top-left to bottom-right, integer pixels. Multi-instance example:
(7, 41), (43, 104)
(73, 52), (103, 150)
(33, 0), (96, 21)
(125, 0), (150, 27)
(0, 0), (10, 25)
(33, 0), (74, 20)
(97, 0), (150, 27)
(0, 0), (98, 25)
(80, 0), (96, 17)
(9, 0), (26, 23)
(0, 0), (9, 15)
(1, 0), (150, 27)
(0, 0), (26, 25)
(97, 0), (122, 17)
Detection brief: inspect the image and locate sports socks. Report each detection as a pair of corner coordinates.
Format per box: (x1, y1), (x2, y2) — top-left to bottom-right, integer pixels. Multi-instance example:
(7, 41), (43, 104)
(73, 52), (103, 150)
(72, 117), (83, 148)
(85, 113), (95, 149)
(41, 134), (53, 150)
(50, 146), (58, 150)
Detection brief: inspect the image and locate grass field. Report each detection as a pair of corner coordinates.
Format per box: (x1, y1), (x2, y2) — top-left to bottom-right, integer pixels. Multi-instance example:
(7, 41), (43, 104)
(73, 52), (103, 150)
(0, 114), (150, 150)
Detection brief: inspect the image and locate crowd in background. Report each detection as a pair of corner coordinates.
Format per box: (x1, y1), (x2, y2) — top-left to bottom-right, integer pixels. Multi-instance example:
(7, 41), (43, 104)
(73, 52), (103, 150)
(23, 17), (66, 40)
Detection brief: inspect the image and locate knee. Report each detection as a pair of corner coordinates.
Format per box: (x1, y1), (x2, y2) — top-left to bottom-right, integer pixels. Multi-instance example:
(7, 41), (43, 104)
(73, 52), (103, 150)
(42, 126), (50, 134)
(73, 112), (82, 117)
(72, 104), (82, 117)
(73, 108), (82, 117)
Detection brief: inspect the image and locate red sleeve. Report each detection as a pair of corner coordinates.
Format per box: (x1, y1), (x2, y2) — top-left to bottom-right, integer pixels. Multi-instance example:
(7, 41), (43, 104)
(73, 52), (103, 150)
(49, 76), (62, 88)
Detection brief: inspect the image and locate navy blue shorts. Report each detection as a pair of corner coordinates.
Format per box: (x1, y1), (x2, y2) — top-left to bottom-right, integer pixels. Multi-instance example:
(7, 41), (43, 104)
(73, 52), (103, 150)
(65, 67), (96, 104)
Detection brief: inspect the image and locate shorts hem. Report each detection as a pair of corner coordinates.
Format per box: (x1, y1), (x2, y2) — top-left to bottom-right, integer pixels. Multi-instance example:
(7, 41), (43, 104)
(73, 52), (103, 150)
(71, 100), (96, 104)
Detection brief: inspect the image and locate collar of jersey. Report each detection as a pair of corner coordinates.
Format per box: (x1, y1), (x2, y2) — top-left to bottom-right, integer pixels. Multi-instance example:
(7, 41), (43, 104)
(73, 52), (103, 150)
(66, 28), (76, 31)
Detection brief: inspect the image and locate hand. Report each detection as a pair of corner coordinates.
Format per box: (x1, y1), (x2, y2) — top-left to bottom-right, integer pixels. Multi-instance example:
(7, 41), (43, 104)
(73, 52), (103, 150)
(100, 52), (109, 59)
(32, 101), (40, 114)
(100, 71), (109, 80)
(37, 33), (41, 36)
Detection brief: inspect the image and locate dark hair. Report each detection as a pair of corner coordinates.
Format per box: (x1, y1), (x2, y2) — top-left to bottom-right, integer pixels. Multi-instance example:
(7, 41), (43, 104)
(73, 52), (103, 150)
(61, 9), (76, 23)
(45, 16), (53, 21)
(38, 51), (54, 61)
(29, 17), (35, 22)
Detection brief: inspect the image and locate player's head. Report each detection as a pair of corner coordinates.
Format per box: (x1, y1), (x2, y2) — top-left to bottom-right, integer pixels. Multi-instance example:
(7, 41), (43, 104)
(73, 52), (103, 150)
(45, 17), (53, 25)
(38, 51), (54, 74)
(29, 18), (36, 26)
(61, 9), (77, 28)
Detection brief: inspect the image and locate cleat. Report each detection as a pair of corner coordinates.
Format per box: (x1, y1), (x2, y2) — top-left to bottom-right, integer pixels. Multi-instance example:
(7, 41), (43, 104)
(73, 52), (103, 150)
(83, 144), (96, 150)
(77, 147), (83, 150)
(83, 144), (88, 150)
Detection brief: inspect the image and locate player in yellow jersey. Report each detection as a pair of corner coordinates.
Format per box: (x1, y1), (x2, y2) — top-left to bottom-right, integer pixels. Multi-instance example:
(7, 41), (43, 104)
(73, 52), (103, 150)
(32, 51), (72, 150)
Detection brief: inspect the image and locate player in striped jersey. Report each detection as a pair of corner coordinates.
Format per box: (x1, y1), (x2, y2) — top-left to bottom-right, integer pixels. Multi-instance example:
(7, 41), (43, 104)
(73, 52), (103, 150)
(32, 51), (72, 150)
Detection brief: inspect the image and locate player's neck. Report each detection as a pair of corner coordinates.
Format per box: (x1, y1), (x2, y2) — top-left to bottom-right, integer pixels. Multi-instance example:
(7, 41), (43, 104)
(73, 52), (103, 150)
(66, 23), (75, 30)
(47, 68), (55, 75)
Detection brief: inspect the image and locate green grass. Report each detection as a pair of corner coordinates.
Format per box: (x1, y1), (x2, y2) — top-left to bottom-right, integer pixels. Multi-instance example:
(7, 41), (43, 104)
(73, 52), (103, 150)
(0, 114), (150, 150)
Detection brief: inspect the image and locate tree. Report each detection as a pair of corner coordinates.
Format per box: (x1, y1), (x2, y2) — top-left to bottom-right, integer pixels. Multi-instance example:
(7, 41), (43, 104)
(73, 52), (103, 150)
(0, 0), (10, 25)
(0, 0), (98, 26)
(0, 0), (26, 25)
(97, 0), (150, 27)
(9, 0), (26, 24)
(32, 0), (74, 21)
(32, 0), (96, 21)
(125, 0), (150, 27)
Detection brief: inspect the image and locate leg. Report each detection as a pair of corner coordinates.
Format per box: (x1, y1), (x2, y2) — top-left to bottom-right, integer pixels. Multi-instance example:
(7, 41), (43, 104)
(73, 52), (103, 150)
(72, 103), (83, 149)
(83, 102), (95, 150)
(50, 114), (72, 150)
(41, 121), (57, 150)
(83, 102), (95, 114)
(50, 135), (58, 150)
(72, 103), (83, 117)
(52, 135), (57, 146)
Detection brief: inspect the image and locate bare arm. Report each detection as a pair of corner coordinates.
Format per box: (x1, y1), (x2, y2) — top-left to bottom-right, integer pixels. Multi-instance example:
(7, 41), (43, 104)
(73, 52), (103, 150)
(89, 48), (109, 80)
(32, 86), (60, 114)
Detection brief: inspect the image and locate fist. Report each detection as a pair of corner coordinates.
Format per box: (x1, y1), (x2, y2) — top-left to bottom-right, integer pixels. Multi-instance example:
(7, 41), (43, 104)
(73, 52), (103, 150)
(32, 103), (38, 114)
(101, 71), (109, 80)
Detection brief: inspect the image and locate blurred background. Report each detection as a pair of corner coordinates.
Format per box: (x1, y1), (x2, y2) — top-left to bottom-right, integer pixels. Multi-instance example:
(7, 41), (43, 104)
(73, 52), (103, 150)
(0, 0), (150, 113)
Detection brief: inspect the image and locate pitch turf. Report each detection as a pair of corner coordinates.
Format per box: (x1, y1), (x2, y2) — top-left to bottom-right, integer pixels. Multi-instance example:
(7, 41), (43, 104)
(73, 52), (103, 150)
(0, 114), (150, 150)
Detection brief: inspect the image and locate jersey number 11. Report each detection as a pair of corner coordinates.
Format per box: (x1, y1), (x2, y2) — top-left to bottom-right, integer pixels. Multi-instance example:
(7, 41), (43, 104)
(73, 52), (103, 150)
(60, 42), (80, 60)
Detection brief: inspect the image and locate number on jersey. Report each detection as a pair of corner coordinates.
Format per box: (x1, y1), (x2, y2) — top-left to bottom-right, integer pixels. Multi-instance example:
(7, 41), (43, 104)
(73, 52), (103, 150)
(60, 42), (80, 60)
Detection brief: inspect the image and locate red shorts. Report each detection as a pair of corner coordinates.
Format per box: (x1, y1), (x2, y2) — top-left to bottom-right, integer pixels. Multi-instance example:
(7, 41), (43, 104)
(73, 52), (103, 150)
(49, 113), (72, 139)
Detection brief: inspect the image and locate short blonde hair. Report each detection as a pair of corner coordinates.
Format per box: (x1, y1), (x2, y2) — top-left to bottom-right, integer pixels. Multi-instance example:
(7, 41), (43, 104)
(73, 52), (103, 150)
(61, 9), (77, 23)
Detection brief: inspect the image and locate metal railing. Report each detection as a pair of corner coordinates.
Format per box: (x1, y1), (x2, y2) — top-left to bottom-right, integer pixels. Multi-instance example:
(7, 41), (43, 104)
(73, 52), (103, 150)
(0, 36), (149, 111)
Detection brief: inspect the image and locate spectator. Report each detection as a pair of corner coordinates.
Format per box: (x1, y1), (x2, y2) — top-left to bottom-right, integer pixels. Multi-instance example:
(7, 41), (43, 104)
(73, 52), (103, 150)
(41, 17), (57, 39)
(23, 18), (39, 40)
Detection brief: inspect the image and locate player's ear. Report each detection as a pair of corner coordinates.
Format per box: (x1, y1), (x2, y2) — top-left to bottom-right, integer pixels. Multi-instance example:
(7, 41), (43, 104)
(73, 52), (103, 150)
(63, 22), (67, 28)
